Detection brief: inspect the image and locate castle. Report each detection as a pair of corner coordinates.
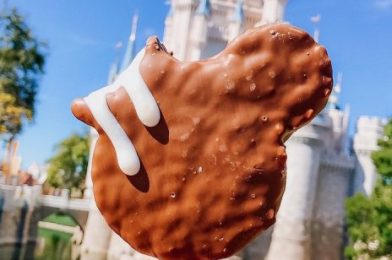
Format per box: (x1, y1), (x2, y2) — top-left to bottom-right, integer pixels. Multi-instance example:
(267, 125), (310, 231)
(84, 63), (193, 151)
(0, 1), (386, 259)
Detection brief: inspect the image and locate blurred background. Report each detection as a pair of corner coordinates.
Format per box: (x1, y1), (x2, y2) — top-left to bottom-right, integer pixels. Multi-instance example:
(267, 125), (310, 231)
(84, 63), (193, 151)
(0, 0), (391, 259)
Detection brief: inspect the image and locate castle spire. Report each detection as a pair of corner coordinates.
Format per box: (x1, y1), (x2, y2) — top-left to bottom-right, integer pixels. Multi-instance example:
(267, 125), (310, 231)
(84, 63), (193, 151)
(166, 0), (174, 17)
(232, 0), (244, 22)
(167, 4), (174, 17)
(328, 72), (342, 110)
(107, 61), (119, 84)
(106, 41), (123, 84)
(121, 12), (139, 71)
(196, 0), (211, 16)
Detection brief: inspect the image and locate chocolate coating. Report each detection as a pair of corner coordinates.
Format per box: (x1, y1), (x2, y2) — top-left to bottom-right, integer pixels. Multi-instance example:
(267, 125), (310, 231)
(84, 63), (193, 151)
(72, 23), (332, 259)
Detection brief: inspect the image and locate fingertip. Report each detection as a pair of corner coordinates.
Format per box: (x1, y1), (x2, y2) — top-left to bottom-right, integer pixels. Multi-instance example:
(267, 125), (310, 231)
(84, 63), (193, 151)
(71, 98), (87, 120)
(71, 98), (95, 128)
(71, 98), (83, 116)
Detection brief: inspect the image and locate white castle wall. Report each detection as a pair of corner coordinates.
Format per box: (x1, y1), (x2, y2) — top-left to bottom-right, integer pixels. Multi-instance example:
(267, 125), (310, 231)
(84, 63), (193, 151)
(81, 129), (114, 260)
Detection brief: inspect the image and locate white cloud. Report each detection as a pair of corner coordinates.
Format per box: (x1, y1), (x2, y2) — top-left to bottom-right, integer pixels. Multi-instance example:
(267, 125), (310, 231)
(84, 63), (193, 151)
(143, 28), (156, 38)
(64, 32), (113, 49)
(374, 0), (392, 9)
(68, 34), (100, 47)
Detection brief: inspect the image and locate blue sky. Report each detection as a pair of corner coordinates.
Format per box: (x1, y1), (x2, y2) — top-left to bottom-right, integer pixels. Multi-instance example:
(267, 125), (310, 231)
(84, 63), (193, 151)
(3, 0), (392, 167)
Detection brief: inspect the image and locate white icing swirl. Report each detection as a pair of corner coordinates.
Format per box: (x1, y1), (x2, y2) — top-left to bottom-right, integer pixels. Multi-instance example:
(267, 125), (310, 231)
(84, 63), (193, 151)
(83, 49), (160, 176)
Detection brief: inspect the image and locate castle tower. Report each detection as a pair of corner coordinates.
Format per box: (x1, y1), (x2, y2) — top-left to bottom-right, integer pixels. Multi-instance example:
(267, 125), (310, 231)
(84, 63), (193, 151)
(264, 114), (355, 260)
(121, 13), (139, 72)
(266, 119), (329, 260)
(326, 73), (351, 154)
(81, 129), (113, 260)
(259, 0), (287, 25)
(188, 0), (211, 60)
(163, 0), (287, 61)
(163, 0), (200, 61)
(309, 83), (354, 260)
(353, 117), (386, 195)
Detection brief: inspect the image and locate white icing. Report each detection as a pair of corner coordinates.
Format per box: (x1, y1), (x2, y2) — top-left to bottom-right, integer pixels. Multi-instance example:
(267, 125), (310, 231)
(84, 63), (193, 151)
(83, 49), (160, 176)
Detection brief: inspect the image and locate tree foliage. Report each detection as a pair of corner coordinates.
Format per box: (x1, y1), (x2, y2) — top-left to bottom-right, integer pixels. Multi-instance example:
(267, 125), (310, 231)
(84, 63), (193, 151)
(46, 133), (90, 195)
(0, 8), (46, 139)
(345, 119), (392, 259)
(372, 121), (392, 184)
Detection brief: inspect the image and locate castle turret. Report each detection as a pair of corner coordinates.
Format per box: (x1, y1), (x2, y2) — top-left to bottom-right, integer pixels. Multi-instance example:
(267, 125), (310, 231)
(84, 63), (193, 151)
(259, 0), (287, 25)
(327, 73), (351, 154)
(107, 61), (119, 85)
(163, 0), (199, 61)
(121, 13), (139, 72)
(353, 116), (386, 195)
(188, 0), (211, 60)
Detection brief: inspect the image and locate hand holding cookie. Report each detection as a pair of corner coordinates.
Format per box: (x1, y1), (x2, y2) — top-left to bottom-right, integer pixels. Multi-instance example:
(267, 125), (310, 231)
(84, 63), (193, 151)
(72, 23), (332, 259)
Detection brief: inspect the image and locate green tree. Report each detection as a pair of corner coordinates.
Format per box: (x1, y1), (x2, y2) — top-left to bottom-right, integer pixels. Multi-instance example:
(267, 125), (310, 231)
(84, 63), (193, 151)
(0, 8), (46, 139)
(46, 132), (90, 197)
(345, 119), (392, 259)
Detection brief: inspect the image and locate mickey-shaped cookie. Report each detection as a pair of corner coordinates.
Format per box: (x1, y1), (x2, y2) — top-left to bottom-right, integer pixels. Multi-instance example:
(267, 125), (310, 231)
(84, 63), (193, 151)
(72, 23), (332, 259)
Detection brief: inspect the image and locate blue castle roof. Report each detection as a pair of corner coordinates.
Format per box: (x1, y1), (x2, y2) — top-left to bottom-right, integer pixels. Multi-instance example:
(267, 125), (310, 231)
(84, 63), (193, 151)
(167, 4), (174, 17)
(196, 0), (211, 16)
(232, 0), (244, 22)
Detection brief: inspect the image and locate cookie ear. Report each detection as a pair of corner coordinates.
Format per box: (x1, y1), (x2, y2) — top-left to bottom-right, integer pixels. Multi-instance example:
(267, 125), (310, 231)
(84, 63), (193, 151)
(274, 31), (332, 131)
(227, 24), (333, 132)
(71, 98), (99, 129)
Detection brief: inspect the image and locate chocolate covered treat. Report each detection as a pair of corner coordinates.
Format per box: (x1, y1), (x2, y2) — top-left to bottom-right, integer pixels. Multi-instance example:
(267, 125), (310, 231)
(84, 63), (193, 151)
(72, 23), (332, 259)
